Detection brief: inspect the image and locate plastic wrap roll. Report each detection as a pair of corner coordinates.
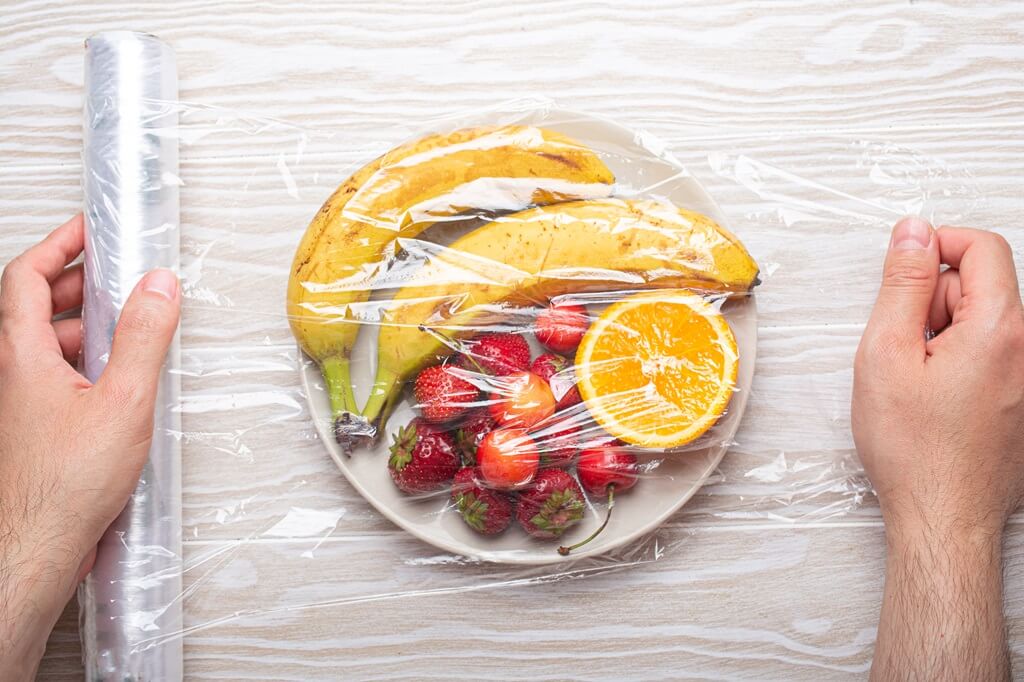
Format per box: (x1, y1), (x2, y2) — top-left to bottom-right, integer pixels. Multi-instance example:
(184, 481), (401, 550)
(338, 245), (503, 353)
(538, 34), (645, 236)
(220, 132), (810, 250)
(78, 31), (183, 681)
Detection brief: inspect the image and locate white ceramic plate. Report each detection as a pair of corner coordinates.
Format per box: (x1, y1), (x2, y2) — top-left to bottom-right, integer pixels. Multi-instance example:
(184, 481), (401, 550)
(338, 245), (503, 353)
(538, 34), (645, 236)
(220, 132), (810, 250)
(299, 110), (757, 565)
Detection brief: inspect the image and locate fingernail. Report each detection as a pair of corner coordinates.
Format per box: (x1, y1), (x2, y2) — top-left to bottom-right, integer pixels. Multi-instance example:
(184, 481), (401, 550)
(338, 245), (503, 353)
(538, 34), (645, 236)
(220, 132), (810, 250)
(890, 216), (933, 250)
(142, 268), (179, 300)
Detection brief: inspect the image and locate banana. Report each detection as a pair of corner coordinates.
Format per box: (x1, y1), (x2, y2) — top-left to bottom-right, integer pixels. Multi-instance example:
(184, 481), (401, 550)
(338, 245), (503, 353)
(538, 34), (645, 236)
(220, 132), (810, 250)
(361, 198), (760, 432)
(286, 125), (615, 435)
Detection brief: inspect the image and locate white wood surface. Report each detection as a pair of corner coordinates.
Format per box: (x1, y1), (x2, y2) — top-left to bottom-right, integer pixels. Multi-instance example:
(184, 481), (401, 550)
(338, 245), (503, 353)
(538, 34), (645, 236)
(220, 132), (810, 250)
(2, 1), (1023, 679)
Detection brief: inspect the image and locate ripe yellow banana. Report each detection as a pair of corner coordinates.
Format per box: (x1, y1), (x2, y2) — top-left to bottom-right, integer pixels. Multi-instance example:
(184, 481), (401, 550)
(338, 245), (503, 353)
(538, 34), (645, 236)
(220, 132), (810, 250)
(286, 125), (615, 433)
(361, 198), (760, 432)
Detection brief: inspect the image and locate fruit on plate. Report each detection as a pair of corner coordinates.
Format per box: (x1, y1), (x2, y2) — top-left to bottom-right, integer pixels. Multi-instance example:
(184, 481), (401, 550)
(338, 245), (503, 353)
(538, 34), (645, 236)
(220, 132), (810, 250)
(529, 413), (580, 467)
(477, 428), (540, 490)
(461, 333), (531, 376)
(576, 447), (639, 498)
(453, 410), (496, 466)
(559, 446), (639, 555)
(487, 371), (556, 429)
(451, 467), (514, 535)
(516, 469), (586, 539)
(362, 198), (759, 433)
(412, 365), (479, 424)
(287, 125), (614, 441)
(530, 353), (581, 410)
(536, 302), (589, 354)
(387, 419), (461, 494)
(575, 290), (738, 448)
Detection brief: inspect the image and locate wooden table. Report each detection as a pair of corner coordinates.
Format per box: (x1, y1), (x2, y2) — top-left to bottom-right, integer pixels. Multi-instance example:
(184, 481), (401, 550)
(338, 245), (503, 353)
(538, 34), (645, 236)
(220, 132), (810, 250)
(4, 1), (1023, 679)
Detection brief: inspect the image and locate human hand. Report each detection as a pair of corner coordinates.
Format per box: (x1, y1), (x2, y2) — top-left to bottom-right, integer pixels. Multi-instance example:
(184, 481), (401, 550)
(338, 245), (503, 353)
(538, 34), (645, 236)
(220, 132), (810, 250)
(853, 217), (1024, 539)
(0, 215), (180, 678)
(853, 216), (1024, 681)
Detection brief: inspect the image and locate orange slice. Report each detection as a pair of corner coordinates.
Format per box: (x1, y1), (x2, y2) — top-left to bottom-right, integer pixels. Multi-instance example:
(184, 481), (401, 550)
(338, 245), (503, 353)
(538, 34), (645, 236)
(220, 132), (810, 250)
(575, 290), (738, 448)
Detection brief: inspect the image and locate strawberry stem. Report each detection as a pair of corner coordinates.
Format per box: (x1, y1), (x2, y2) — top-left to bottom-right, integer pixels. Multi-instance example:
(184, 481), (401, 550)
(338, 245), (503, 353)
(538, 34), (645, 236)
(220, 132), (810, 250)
(558, 484), (615, 556)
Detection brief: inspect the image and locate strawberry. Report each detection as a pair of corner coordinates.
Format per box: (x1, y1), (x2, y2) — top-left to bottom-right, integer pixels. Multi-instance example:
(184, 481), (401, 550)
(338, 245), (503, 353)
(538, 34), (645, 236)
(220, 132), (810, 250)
(451, 467), (514, 535)
(462, 333), (531, 376)
(487, 370), (556, 429)
(413, 364), (478, 423)
(388, 419), (461, 495)
(529, 414), (581, 468)
(453, 410), (496, 466)
(559, 447), (639, 556)
(536, 303), (589, 354)
(477, 428), (540, 490)
(530, 353), (581, 410)
(516, 469), (585, 539)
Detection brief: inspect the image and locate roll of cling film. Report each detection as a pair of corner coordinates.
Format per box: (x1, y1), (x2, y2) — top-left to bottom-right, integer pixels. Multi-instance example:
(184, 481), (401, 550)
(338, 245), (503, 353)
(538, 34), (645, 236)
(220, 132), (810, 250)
(79, 31), (183, 681)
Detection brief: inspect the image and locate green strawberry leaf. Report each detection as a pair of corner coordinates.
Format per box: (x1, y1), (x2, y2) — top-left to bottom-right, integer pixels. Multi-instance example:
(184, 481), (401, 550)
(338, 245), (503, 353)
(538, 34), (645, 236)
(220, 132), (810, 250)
(454, 429), (477, 466)
(455, 491), (489, 532)
(530, 488), (584, 535)
(388, 423), (418, 471)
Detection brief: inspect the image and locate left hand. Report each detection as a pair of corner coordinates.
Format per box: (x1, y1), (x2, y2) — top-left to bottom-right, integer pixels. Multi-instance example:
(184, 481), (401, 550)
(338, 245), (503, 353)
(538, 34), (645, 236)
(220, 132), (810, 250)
(0, 215), (180, 679)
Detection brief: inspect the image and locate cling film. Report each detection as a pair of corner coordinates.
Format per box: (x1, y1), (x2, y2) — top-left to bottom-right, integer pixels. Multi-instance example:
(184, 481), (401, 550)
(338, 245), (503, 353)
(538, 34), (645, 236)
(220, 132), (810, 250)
(288, 110), (759, 564)
(56, 94), (988, 660)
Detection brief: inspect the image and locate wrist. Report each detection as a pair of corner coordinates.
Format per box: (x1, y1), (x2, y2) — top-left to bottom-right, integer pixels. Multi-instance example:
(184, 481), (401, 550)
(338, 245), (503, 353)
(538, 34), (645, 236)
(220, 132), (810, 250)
(0, 518), (82, 670)
(882, 499), (1005, 554)
(884, 511), (1003, 582)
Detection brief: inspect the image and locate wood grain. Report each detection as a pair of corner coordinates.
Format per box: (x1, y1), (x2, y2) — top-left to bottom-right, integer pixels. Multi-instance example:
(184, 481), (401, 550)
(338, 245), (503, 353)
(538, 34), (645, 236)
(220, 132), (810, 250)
(1, 0), (1023, 679)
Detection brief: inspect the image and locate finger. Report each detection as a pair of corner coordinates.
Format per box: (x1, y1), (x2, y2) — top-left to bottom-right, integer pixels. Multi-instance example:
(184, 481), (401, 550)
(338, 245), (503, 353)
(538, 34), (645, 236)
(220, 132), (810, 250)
(51, 263), (84, 315)
(18, 214), (85, 278)
(862, 216), (939, 361)
(936, 226), (1020, 301)
(0, 215), (85, 325)
(96, 269), (180, 411)
(53, 317), (83, 364)
(928, 269), (962, 334)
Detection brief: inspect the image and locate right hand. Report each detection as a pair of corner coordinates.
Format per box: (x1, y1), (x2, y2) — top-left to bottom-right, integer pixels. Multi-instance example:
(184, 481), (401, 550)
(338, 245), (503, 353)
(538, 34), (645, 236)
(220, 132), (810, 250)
(853, 218), (1024, 543)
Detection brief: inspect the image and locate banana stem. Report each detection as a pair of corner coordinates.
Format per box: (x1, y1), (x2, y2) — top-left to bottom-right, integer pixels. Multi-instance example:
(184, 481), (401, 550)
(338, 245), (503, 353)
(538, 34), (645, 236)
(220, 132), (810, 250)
(361, 374), (402, 434)
(558, 485), (615, 556)
(321, 355), (358, 418)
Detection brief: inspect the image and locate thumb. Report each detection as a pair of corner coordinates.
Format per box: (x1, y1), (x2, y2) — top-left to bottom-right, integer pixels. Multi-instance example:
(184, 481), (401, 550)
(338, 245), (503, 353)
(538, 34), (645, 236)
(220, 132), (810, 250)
(97, 268), (180, 406)
(863, 216), (939, 359)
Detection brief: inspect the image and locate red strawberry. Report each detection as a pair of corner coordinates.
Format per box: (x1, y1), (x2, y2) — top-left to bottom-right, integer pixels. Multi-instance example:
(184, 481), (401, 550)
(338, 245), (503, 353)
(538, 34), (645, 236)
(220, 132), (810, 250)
(451, 467), (514, 535)
(388, 419), (461, 495)
(529, 414), (581, 468)
(536, 303), (589, 354)
(462, 333), (531, 376)
(413, 365), (478, 423)
(530, 353), (582, 410)
(516, 469), (585, 539)
(453, 410), (496, 466)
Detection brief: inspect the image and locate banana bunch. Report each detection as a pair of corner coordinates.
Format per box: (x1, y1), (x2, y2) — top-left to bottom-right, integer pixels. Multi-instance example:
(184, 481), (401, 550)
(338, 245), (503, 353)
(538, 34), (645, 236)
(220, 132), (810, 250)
(287, 125), (760, 446)
(287, 125), (615, 432)
(359, 198), (760, 430)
